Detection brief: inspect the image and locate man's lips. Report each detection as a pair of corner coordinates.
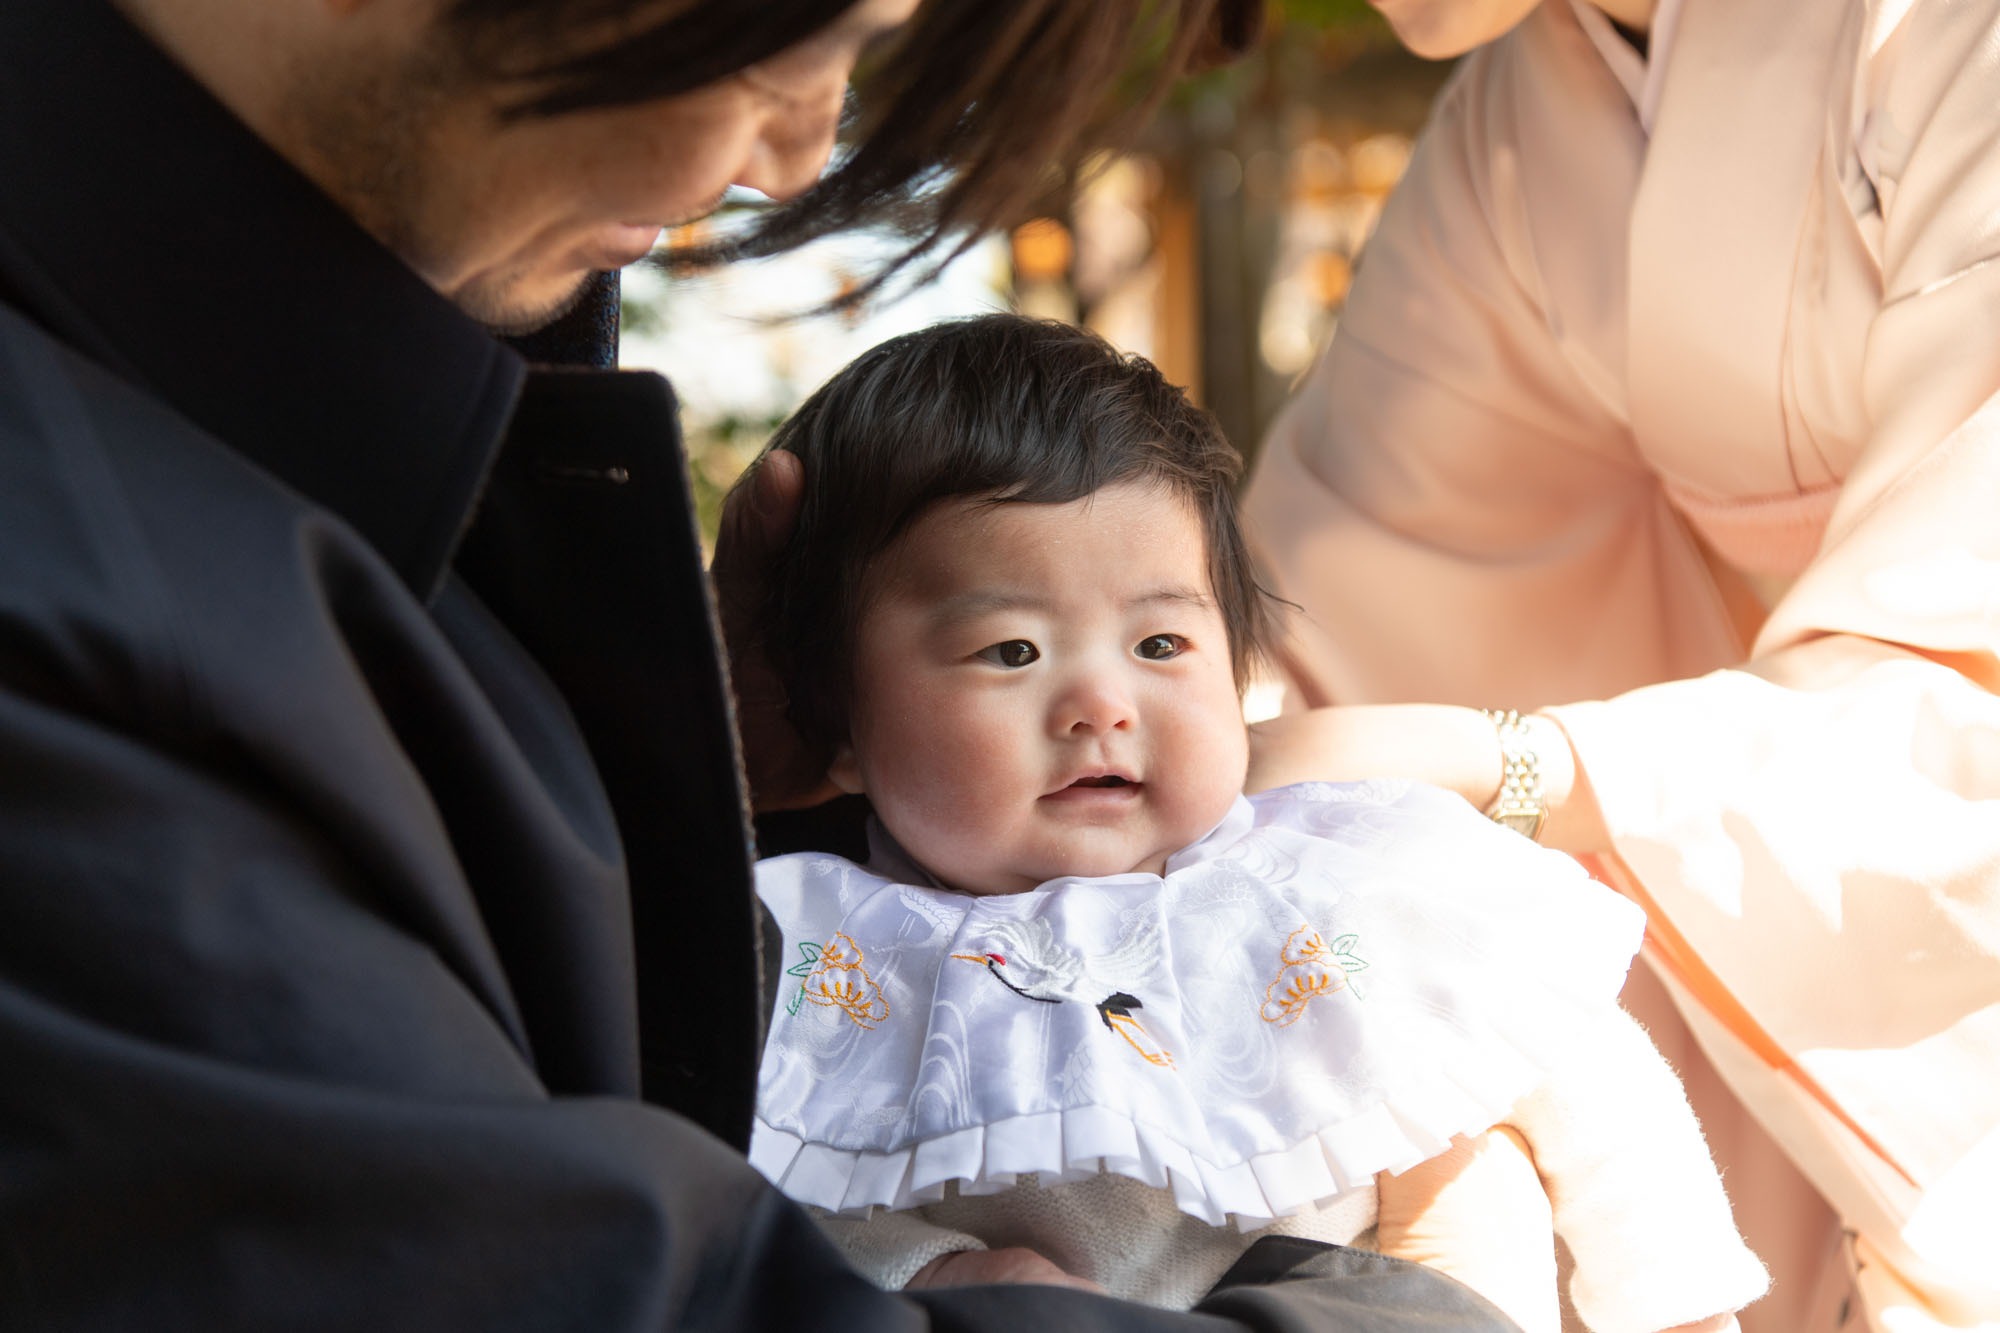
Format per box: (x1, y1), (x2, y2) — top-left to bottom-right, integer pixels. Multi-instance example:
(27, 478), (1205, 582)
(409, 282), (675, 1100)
(576, 223), (664, 271)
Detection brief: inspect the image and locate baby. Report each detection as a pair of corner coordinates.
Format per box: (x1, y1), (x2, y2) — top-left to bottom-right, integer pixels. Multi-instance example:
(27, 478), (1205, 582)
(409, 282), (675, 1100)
(742, 315), (1766, 1333)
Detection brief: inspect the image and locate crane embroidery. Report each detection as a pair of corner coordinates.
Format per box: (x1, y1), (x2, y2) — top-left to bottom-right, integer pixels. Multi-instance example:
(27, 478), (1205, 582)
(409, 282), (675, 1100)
(1260, 926), (1367, 1026)
(951, 915), (1176, 1068)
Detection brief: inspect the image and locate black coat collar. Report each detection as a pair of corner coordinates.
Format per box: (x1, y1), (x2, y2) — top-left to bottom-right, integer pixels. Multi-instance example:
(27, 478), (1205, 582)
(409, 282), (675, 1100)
(0, 0), (525, 602)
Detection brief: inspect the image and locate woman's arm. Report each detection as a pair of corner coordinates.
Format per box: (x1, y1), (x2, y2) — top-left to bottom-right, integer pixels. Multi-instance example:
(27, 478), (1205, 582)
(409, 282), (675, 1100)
(1246, 704), (1602, 854)
(1242, 632), (1945, 859)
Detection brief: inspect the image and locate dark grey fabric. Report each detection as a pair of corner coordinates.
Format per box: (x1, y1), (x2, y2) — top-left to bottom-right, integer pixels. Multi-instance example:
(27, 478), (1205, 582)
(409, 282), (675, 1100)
(1205, 1242), (1524, 1329)
(0, 2), (1522, 1328)
(506, 271), (625, 371)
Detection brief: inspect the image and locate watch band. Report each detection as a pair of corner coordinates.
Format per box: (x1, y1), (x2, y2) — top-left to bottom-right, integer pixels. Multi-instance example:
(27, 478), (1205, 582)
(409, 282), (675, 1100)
(1480, 708), (1547, 840)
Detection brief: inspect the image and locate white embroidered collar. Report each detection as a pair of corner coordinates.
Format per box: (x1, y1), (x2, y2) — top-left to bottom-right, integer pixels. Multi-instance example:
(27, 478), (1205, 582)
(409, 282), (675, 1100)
(752, 780), (1642, 1228)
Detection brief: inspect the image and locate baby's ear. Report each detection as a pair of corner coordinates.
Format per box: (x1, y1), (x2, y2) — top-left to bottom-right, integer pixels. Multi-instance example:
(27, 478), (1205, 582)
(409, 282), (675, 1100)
(827, 743), (866, 796)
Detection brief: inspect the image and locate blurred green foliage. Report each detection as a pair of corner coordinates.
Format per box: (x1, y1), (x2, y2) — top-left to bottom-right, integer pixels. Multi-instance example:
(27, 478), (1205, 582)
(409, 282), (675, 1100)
(1165, 0), (1401, 113)
(1278, 0), (1391, 29)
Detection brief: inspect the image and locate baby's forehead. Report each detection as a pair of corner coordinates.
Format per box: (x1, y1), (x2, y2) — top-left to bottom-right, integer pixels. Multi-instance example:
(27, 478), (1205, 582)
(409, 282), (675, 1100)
(888, 481), (1206, 552)
(859, 483), (1220, 614)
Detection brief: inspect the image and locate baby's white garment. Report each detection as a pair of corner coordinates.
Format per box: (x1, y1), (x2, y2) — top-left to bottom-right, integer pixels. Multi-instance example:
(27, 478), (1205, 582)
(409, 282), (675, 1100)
(753, 781), (1640, 1221)
(808, 1005), (1766, 1330)
(752, 781), (1766, 1327)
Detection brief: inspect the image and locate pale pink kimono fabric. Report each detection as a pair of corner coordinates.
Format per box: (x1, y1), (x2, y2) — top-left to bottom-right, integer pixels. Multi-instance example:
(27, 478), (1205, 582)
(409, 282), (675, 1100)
(1243, 0), (2000, 1328)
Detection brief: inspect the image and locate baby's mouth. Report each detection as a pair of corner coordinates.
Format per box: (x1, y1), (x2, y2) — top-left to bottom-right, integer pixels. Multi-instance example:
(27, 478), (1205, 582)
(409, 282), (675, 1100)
(1044, 772), (1142, 801)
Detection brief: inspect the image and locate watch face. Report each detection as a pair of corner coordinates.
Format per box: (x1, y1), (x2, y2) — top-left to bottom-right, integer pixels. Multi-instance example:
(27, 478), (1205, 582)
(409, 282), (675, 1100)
(1495, 809), (1546, 840)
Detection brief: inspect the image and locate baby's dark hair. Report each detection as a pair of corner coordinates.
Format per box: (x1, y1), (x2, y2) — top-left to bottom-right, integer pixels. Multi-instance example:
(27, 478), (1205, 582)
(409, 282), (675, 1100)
(753, 313), (1274, 752)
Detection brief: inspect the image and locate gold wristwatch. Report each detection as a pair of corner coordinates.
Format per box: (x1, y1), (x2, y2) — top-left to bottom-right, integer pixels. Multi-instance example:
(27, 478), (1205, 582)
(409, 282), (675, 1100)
(1480, 708), (1547, 840)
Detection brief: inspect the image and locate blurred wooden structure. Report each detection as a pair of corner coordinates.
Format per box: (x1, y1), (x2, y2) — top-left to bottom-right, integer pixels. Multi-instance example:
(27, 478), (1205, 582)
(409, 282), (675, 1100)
(1018, 12), (1456, 464)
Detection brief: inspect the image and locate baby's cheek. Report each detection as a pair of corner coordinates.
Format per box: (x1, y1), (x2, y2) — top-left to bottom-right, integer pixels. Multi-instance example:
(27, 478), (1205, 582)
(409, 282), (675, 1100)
(866, 709), (1016, 825)
(1162, 713), (1250, 829)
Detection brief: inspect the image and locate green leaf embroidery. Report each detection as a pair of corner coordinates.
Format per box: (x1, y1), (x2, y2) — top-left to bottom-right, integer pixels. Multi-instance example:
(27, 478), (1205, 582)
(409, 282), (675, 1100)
(782, 941), (823, 1017)
(785, 941), (822, 979)
(1332, 934), (1367, 1000)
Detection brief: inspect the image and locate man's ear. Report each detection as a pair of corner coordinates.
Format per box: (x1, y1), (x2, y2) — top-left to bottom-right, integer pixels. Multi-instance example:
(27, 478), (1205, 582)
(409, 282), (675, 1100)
(827, 743), (866, 796)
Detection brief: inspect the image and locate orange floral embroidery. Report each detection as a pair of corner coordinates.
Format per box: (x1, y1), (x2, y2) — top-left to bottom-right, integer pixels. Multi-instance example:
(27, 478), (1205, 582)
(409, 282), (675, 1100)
(1280, 925), (1330, 967)
(1261, 927), (1366, 1025)
(818, 934), (865, 969)
(802, 932), (890, 1029)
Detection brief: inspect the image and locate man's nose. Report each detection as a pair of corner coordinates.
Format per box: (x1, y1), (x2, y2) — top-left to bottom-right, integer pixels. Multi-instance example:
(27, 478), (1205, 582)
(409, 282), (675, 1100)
(733, 89), (843, 203)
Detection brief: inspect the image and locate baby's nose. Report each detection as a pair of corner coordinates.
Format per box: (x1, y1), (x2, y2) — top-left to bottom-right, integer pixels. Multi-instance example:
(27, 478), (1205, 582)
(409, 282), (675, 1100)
(1055, 673), (1136, 735)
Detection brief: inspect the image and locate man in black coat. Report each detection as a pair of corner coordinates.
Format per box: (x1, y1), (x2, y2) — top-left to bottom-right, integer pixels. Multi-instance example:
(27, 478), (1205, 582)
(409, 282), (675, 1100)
(0, 0), (1527, 1327)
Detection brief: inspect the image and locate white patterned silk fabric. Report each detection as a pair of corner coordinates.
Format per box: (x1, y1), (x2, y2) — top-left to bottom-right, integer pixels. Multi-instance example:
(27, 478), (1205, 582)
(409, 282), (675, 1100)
(752, 781), (1645, 1228)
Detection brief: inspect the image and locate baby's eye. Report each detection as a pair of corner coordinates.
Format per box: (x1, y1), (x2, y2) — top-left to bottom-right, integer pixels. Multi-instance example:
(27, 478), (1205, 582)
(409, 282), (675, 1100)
(976, 640), (1040, 669)
(1135, 634), (1186, 661)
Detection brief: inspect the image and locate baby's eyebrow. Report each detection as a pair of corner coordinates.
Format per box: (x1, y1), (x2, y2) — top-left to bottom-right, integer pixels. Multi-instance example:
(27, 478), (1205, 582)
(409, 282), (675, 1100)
(927, 589), (1049, 627)
(925, 585), (1212, 627)
(1128, 585), (1214, 612)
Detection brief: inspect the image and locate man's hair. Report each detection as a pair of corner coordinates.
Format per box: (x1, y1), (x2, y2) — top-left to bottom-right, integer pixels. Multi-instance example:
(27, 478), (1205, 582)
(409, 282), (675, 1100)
(754, 313), (1275, 752)
(443, 0), (1261, 299)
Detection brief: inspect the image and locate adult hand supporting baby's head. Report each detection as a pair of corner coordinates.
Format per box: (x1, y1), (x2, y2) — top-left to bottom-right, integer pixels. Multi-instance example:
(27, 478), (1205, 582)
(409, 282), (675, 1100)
(713, 450), (842, 813)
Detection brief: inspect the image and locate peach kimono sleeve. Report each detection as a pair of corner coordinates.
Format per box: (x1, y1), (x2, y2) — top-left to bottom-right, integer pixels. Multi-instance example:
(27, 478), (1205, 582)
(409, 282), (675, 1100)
(1242, 2), (2000, 1322)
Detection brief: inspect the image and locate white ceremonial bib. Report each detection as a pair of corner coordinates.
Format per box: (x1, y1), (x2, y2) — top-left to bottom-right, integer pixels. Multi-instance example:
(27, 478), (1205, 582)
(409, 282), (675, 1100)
(751, 780), (1644, 1228)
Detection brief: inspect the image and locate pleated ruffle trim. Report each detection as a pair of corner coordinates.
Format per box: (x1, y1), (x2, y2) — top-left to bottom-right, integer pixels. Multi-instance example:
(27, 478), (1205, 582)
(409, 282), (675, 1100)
(751, 1019), (1554, 1229)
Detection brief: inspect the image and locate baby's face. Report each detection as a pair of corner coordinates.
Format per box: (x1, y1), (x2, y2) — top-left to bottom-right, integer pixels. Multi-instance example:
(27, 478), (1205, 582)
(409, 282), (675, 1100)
(829, 479), (1250, 896)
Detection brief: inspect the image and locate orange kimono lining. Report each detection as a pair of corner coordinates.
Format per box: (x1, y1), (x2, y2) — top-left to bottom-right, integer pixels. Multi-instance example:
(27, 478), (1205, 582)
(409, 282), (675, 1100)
(1579, 851), (1920, 1190)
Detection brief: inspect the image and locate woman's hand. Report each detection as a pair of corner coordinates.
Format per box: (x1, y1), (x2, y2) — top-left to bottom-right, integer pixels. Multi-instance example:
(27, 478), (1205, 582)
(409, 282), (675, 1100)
(1246, 703), (1606, 854)
(905, 1247), (1105, 1293)
(710, 451), (842, 813)
(1375, 1126), (1558, 1333)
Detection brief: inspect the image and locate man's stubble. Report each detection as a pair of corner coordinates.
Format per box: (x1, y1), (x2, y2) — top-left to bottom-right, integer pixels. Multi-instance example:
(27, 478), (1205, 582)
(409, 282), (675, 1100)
(275, 36), (592, 335)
